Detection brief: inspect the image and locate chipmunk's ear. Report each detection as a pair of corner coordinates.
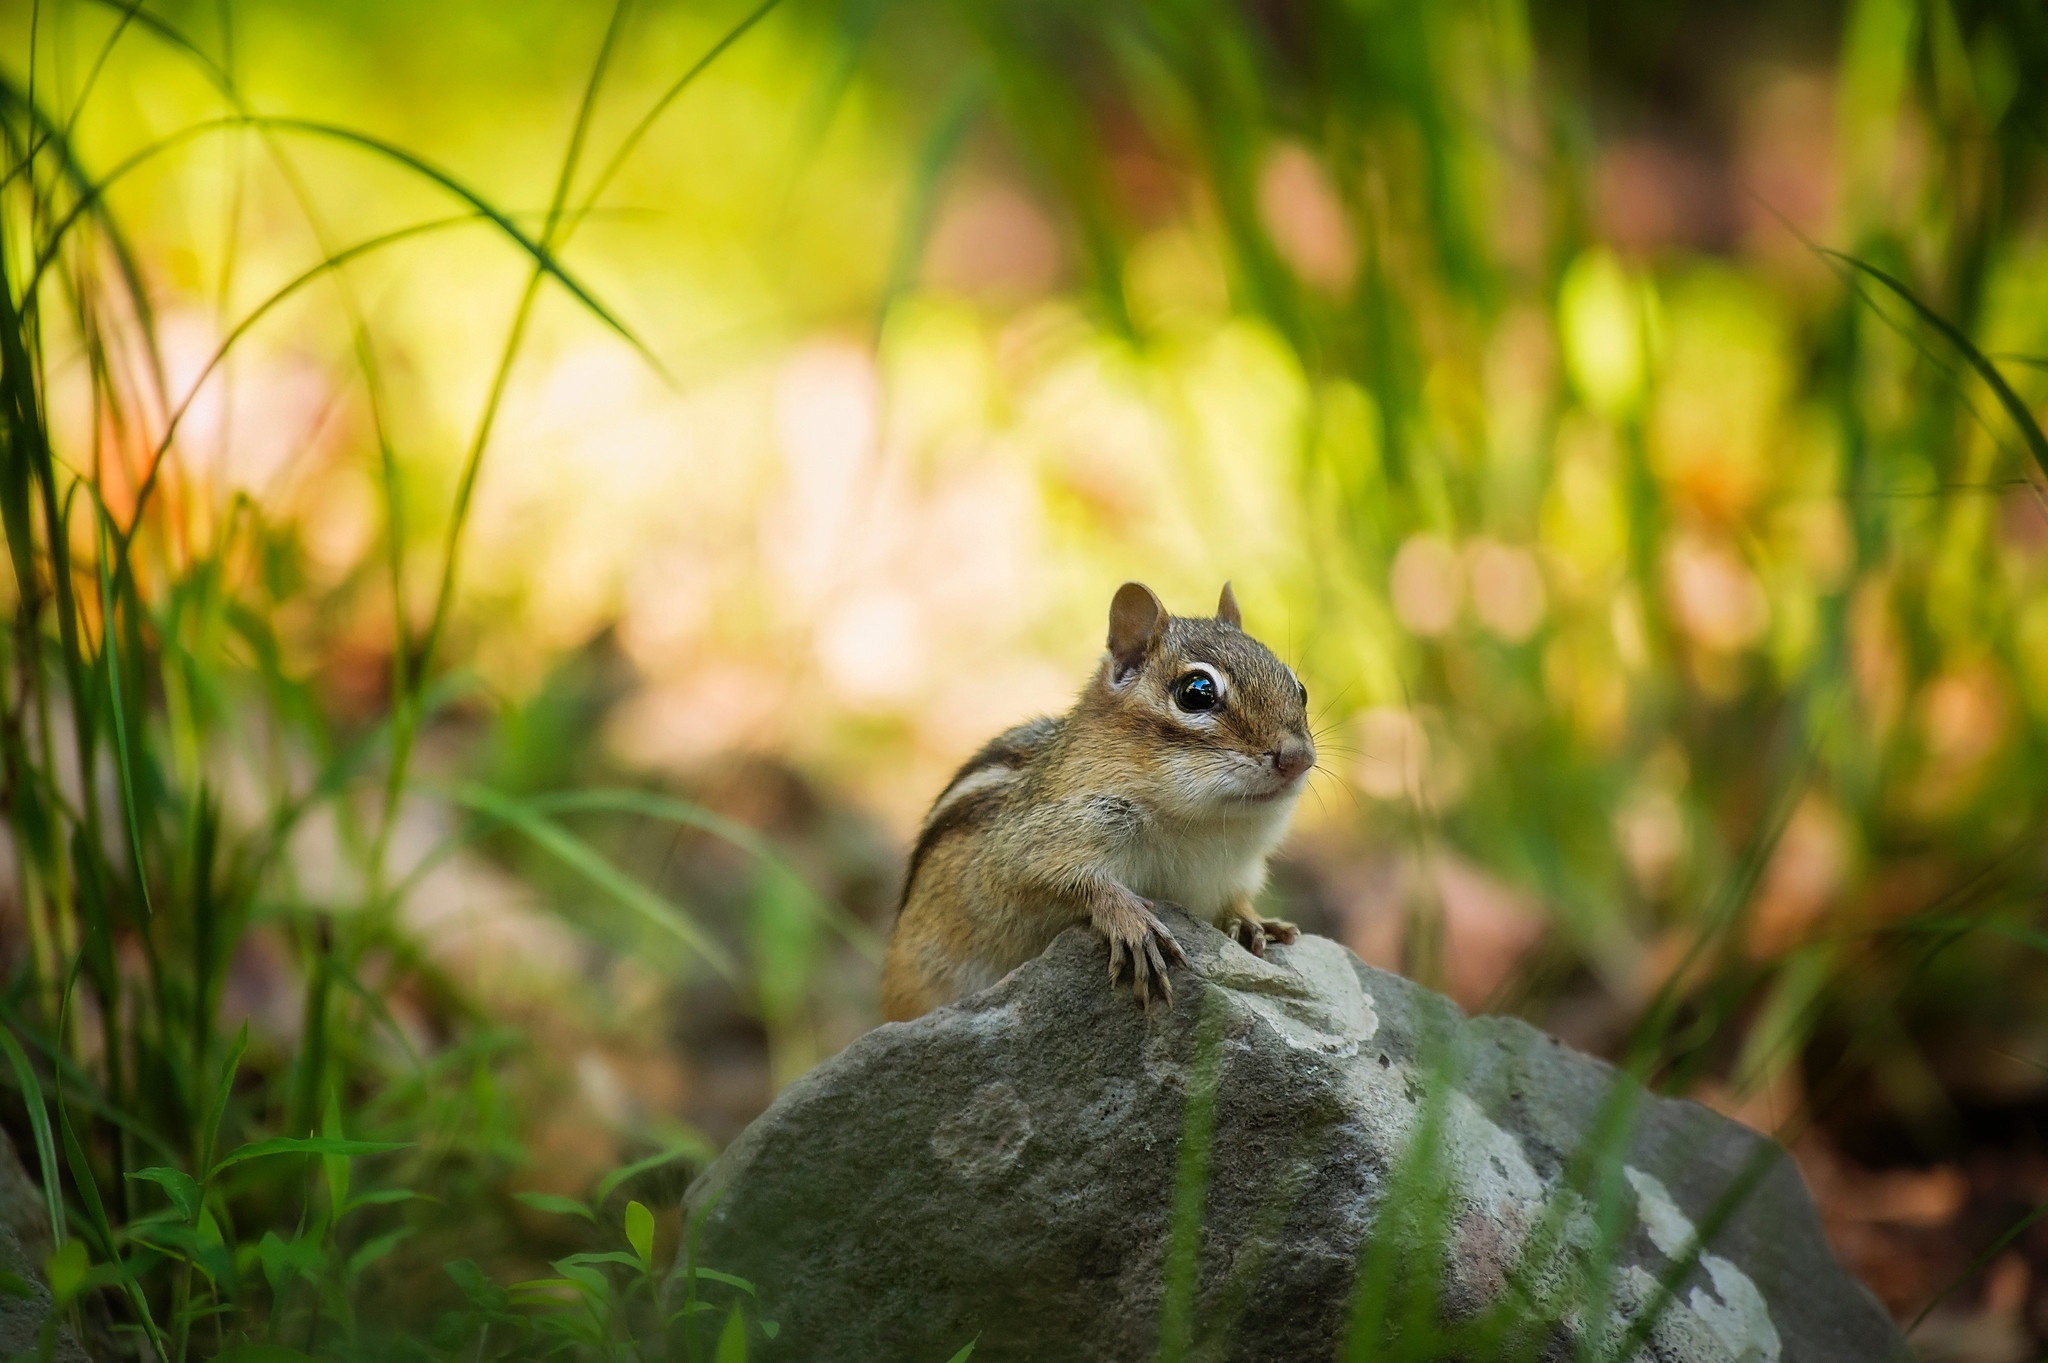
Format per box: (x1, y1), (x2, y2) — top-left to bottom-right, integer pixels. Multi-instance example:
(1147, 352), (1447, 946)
(1107, 582), (1167, 683)
(1217, 581), (1242, 628)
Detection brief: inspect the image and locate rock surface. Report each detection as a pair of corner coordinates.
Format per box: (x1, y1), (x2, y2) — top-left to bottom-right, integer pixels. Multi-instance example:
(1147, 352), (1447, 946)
(683, 909), (1906, 1362)
(0, 1127), (92, 1362)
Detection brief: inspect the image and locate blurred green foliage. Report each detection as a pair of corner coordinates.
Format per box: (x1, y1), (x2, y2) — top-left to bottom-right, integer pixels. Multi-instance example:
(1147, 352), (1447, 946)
(0, 0), (2045, 1354)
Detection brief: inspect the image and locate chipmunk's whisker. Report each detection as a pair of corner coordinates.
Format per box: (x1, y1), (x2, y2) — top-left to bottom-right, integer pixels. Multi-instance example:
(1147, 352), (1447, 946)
(1307, 765), (1370, 815)
(1310, 682), (1357, 728)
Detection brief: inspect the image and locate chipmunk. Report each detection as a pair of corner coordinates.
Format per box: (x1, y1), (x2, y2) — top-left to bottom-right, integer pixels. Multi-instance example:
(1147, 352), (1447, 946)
(882, 582), (1316, 1021)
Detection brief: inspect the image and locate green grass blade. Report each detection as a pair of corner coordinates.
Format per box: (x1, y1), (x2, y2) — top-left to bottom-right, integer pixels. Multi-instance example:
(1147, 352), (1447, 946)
(17, 112), (652, 396)
(209, 1136), (410, 1179)
(384, 1), (644, 845)
(876, 69), (986, 329)
(1185, 1130), (1323, 1363)
(324, 954), (426, 1076)
(57, 1085), (169, 1358)
(1157, 994), (1224, 1363)
(248, 671), (480, 876)
(45, 4), (140, 163)
(14, 16), (660, 373)
(540, 0), (633, 242)
(1342, 1024), (1464, 1362)
(201, 1024), (248, 1175)
(77, 0), (226, 88)
(92, 505), (152, 921)
(121, 213), (488, 541)
(247, 117), (664, 376)
(1908, 1196), (2048, 1334)
(529, 788), (882, 959)
(1885, 916), (2048, 957)
(1604, 1138), (1788, 1363)
(0, 1028), (65, 1248)
(0, 1013), (180, 1163)
(0, 70), (167, 401)
(449, 783), (739, 981)
(15, 113), (237, 298)
(1824, 250), (2048, 480)
(572, 0), (787, 226)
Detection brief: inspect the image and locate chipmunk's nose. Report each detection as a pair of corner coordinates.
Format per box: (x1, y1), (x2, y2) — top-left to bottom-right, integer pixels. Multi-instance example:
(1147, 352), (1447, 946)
(1271, 743), (1315, 780)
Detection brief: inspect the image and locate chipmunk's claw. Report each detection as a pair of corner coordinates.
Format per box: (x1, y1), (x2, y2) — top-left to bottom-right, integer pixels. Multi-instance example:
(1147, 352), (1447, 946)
(1101, 902), (1184, 1011)
(1228, 914), (1298, 957)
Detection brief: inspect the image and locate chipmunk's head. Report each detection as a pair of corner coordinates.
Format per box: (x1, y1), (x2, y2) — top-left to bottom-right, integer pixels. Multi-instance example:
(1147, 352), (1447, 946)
(1091, 581), (1316, 815)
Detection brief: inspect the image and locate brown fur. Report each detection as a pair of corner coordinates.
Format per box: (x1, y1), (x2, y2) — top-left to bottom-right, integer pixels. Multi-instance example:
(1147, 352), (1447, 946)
(882, 583), (1315, 1021)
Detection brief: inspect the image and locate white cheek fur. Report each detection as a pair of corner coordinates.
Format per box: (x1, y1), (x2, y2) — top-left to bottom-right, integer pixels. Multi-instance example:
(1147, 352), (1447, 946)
(1157, 749), (1275, 807)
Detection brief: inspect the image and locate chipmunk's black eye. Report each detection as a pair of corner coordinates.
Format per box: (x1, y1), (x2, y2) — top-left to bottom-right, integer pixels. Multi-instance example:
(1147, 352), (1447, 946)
(1298, 679), (1309, 707)
(1173, 671), (1219, 712)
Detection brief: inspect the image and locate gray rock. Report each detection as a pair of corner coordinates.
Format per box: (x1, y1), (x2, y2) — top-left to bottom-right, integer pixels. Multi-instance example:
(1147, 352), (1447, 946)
(682, 909), (1906, 1362)
(0, 1127), (92, 1362)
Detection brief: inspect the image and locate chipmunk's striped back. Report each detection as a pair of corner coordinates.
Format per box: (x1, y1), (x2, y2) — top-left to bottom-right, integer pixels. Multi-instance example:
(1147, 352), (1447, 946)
(900, 716), (1062, 911)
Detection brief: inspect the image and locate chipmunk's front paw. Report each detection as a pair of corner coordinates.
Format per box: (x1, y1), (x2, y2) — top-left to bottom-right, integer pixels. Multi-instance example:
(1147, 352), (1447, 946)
(1227, 912), (1299, 957)
(1099, 900), (1189, 1011)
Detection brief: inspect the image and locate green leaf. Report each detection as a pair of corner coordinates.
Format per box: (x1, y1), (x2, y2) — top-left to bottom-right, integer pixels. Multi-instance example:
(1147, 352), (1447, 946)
(693, 1267), (756, 1295)
(514, 1191), (595, 1221)
(257, 1231), (324, 1295)
(210, 1135), (409, 1177)
(127, 1222), (235, 1287)
(446, 1258), (504, 1306)
(624, 1199), (655, 1267)
(346, 1227), (415, 1279)
(551, 1261), (609, 1299)
(43, 1241), (87, 1306)
(714, 1304), (749, 1363)
(595, 1139), (712, 1205)
(557, 1251), (644, 1271)
(942, 1339), (978, 1362)
(350, 1189), (422, 1206)
(507, 1277), (579, 1294)
(127, 1167), (200, 1222)
(0, 1270), (33, 1299)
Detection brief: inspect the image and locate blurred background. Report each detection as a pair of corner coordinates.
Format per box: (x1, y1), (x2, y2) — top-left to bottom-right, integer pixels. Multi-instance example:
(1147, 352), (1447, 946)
(2, 0), (2047, 1355)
